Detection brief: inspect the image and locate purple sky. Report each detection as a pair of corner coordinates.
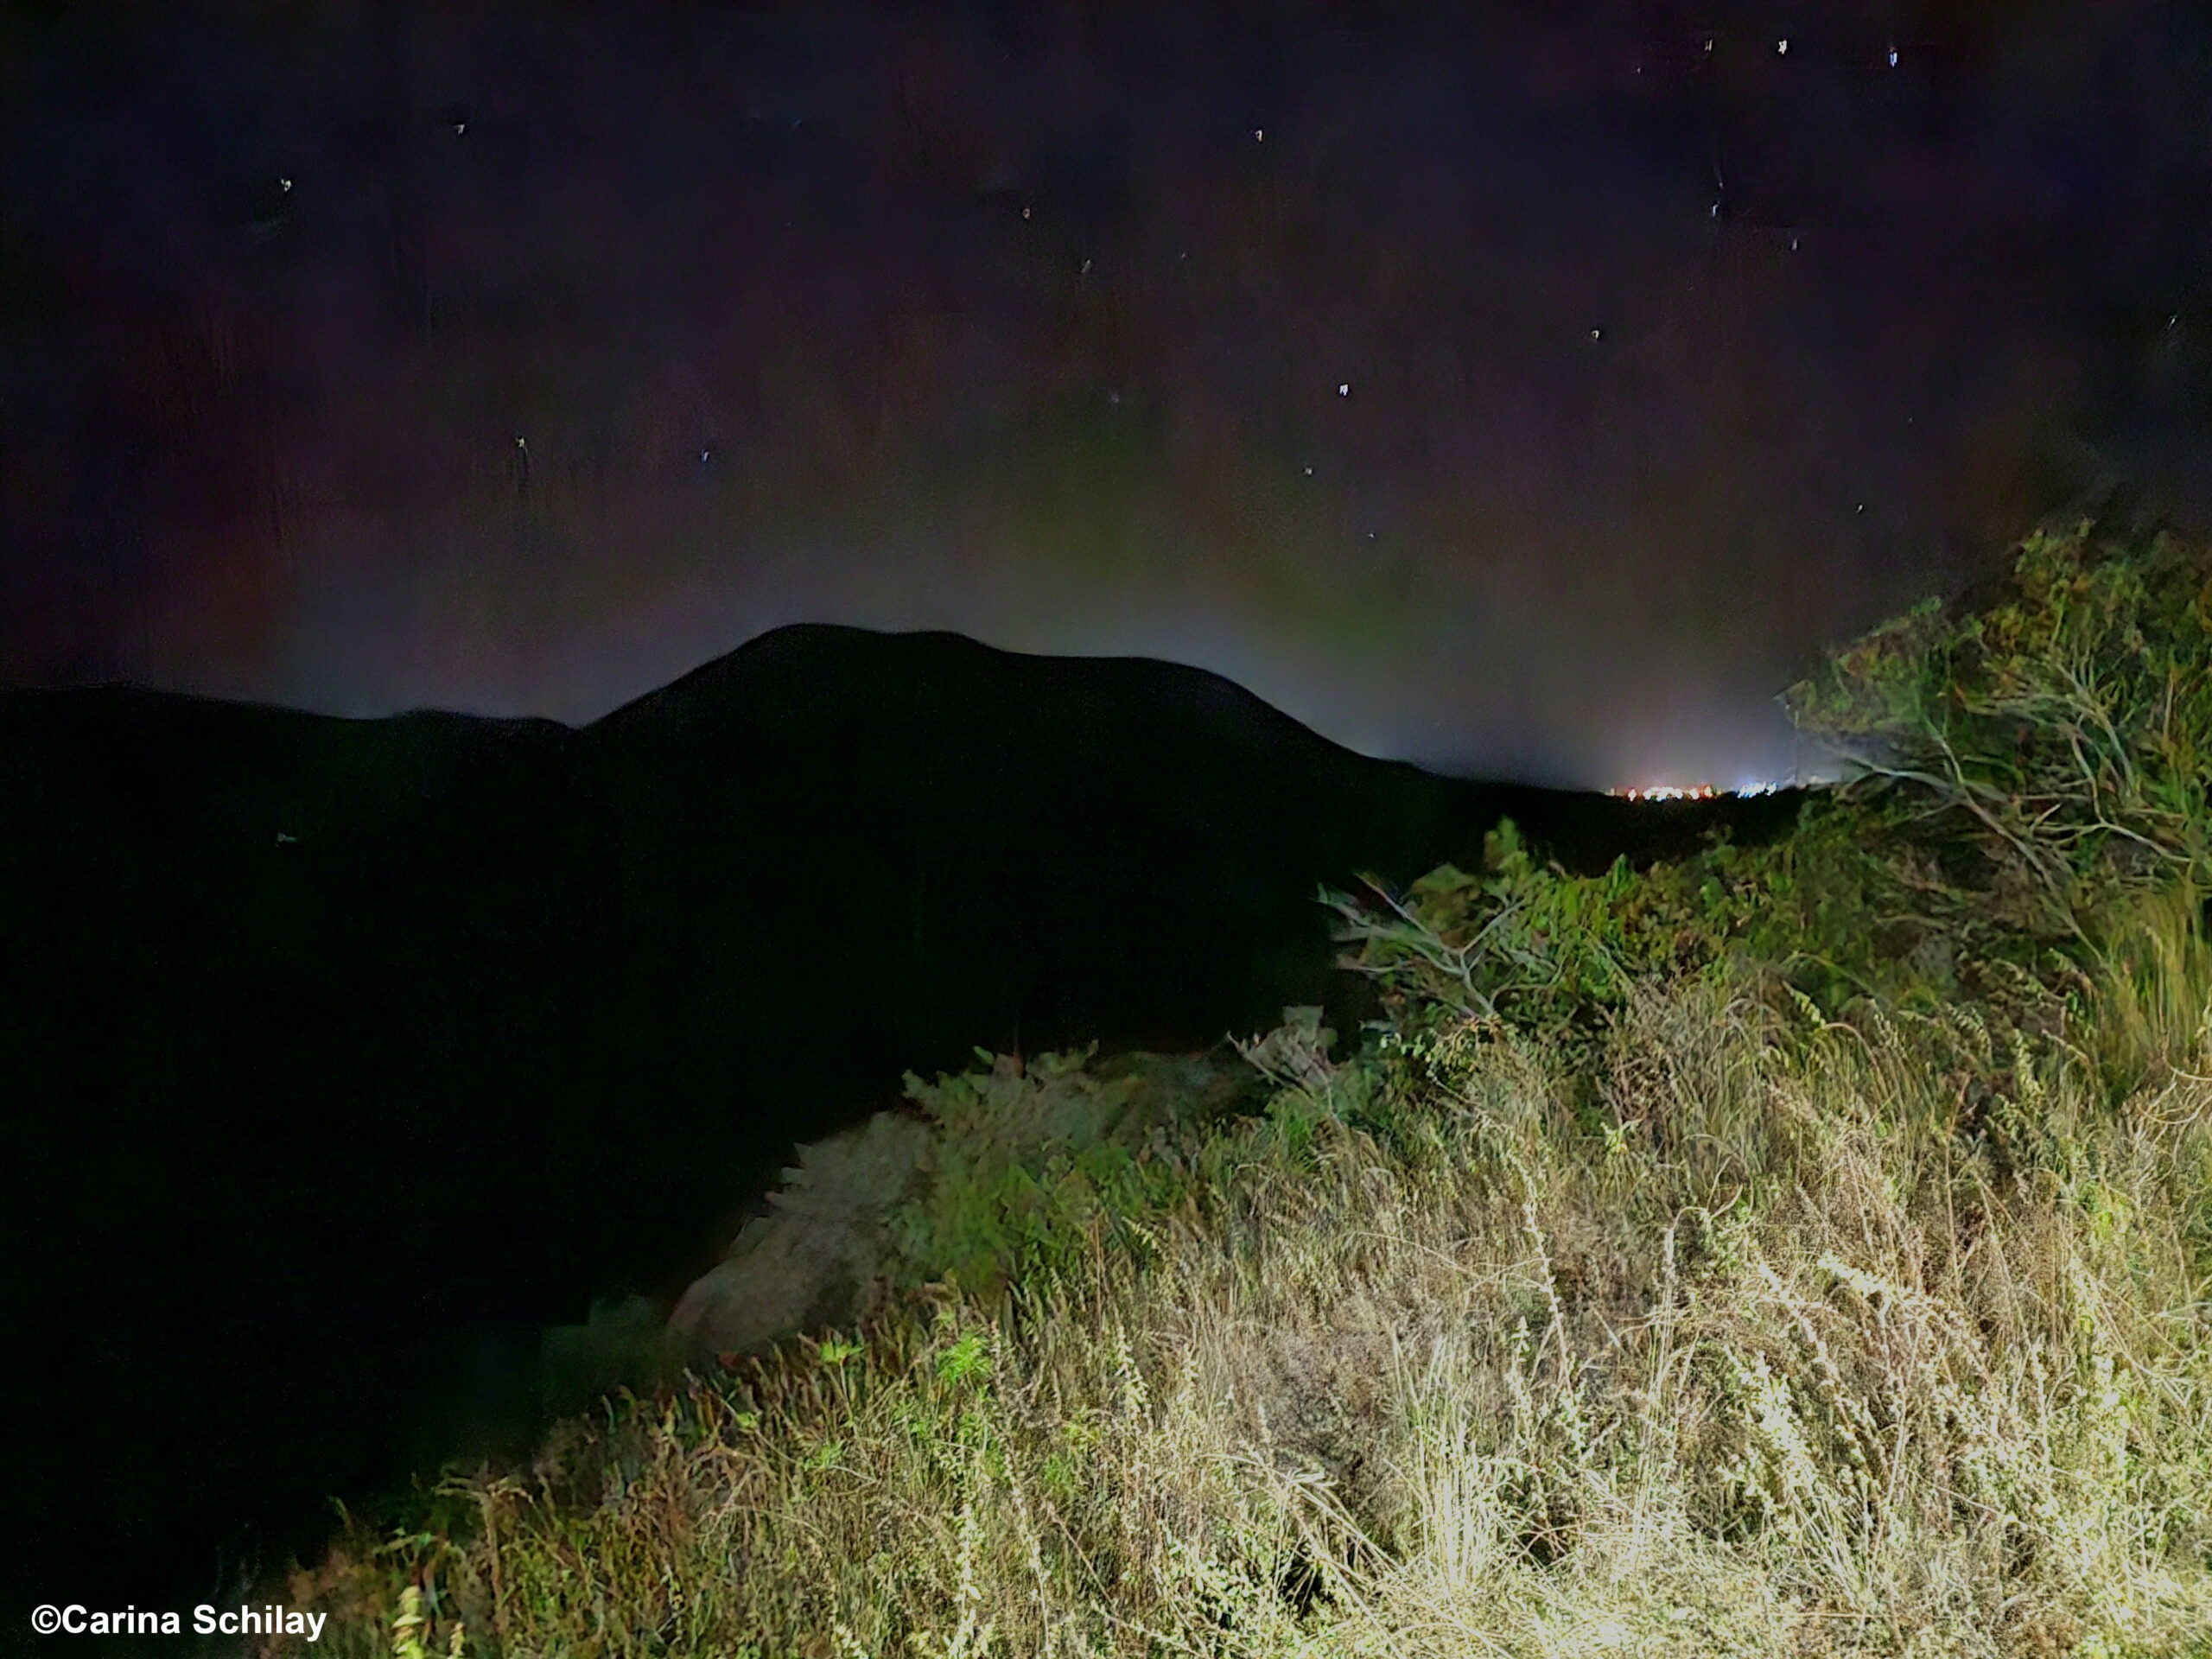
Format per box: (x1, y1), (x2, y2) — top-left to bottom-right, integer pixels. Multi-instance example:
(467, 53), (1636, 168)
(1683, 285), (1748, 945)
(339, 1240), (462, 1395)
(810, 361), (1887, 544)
(5, 1), (2209, 785)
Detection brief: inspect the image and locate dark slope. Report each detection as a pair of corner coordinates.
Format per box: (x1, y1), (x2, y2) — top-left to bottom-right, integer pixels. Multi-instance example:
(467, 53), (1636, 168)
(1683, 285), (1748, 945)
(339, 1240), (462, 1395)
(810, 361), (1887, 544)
(575, 628), (1492, 1279)
(0, 691), (601, 1614)
(1, 627), (1791, 1609)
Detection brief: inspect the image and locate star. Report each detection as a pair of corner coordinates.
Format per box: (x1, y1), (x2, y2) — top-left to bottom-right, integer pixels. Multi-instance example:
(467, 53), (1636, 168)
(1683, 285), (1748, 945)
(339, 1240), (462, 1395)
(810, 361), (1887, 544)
(1338, 382), (1350, 396)
(1777, 39), (1789, 55)
(1887, 45), (1900, 68)
(279, 175), (293, 192)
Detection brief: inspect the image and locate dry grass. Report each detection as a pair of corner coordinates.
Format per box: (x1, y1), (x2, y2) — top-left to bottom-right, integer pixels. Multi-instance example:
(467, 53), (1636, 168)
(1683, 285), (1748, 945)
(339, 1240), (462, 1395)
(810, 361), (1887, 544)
(292, 921), (2212, 1658)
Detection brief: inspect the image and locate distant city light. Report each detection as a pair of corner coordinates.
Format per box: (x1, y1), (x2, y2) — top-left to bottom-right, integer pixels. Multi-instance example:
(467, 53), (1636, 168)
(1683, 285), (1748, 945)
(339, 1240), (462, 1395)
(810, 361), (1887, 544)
(1605, 780), (1790, 802)
(1609, 784), (1720, 802)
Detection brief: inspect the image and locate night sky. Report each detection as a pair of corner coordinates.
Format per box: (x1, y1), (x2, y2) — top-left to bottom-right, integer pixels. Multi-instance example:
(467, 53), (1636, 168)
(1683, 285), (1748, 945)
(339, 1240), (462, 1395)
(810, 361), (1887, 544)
(5, 2), (2209, 786)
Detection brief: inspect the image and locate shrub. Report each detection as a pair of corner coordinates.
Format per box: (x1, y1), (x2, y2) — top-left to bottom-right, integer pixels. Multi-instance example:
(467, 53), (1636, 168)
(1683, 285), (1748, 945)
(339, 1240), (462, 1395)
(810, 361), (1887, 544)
(1789, 521), (2212, 943)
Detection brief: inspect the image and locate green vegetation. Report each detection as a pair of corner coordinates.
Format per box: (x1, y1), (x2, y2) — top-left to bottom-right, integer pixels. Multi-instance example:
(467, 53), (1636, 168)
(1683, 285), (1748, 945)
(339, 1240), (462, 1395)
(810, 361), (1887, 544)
(299, 520), (2211, 1656)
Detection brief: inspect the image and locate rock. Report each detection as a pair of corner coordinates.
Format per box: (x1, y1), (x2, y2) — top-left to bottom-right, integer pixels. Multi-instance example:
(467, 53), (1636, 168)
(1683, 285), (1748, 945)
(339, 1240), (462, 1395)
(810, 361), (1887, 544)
(668, 1111), (935, 1360)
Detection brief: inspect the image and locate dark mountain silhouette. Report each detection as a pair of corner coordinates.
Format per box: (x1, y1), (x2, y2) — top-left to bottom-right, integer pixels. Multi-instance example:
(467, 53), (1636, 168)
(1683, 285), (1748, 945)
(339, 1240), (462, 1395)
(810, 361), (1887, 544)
(0, 625), (1793, 1610)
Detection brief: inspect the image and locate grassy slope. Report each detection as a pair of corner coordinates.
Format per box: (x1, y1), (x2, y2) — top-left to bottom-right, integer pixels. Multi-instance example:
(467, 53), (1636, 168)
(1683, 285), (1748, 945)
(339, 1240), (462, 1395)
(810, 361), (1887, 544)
(299, 523), (2212, 1658)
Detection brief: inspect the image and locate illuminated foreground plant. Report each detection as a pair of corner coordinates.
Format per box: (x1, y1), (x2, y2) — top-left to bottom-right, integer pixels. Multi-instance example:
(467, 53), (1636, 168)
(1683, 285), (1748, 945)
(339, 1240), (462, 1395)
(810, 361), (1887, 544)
(1789, 521), (2212, 938)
